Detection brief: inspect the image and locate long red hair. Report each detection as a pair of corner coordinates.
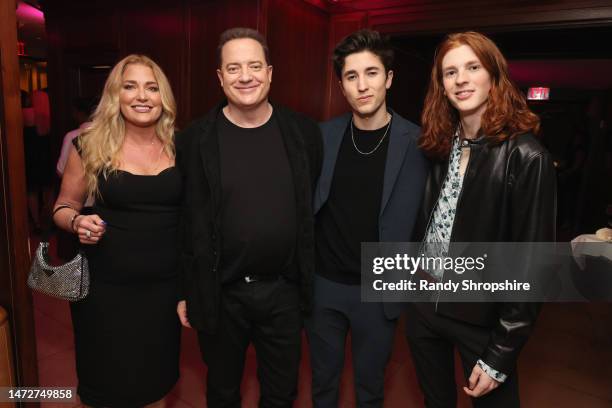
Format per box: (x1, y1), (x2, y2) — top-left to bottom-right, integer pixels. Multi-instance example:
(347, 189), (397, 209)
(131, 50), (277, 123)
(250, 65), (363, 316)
(420, 31), (539, 160)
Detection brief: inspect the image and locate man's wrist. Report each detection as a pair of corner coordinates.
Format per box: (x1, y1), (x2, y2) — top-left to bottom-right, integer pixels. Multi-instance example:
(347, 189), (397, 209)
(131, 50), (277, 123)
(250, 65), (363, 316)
(476, 359), (507, 383)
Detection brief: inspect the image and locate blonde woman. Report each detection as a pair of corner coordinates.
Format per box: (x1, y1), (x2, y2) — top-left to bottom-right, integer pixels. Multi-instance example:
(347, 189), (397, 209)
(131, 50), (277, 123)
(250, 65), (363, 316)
(53, 55), (181, 408)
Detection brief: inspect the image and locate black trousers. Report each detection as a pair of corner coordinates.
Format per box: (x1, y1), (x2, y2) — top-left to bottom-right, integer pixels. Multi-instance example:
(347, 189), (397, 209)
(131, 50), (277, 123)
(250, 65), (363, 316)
(305, 275), (396, 408)
(197, 277), (302, 408)
(404, 303), (520, 408)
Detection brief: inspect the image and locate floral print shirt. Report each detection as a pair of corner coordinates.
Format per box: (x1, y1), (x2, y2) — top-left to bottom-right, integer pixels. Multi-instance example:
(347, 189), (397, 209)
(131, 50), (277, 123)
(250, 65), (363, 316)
(424, 135), (464, 280)
(422, 134), (508, 383)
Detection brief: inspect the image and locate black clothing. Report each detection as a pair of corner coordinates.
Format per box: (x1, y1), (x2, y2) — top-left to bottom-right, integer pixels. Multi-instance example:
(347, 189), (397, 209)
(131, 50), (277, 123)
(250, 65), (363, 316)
(411, 133), (556, 375)
(176, 101), (323, 334)
(85, 169), (181, 283)
(305, 275), (395, 408)
(218, 112), (297, 283)
(315, 111), (427, 320)
(315, 122), (389, 285)
(309, 111), (427, 408)
(72, 166), (182, 407)
(198, 278), (302, 408)
(405, 303), (520, 408)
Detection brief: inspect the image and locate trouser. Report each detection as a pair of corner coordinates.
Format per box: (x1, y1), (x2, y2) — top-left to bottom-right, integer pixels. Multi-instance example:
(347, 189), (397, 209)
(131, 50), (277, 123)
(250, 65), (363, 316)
(404, 303), (520, 408)
(305, 275), (397, 408)
(198, 276), (302, 408)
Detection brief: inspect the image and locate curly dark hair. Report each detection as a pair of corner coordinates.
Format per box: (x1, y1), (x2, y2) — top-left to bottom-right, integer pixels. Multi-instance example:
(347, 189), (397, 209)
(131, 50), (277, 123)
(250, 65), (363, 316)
(332, 29), (394, 78)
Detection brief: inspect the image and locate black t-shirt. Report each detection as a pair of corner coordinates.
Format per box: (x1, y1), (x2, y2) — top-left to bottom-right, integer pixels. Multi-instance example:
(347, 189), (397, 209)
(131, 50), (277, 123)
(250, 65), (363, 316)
(316, 118), (391, 284)
(217, 110), (297, 283)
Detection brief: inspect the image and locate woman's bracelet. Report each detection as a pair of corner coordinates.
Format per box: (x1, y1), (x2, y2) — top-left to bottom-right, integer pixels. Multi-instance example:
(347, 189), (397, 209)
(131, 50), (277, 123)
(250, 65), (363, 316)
(69, 212), (81, 233)
(52, 203), (76, 216)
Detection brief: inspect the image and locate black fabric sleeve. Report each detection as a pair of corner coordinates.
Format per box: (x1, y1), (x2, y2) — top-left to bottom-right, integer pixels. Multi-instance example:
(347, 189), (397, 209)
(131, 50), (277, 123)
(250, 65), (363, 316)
(482, 151), (556, 375)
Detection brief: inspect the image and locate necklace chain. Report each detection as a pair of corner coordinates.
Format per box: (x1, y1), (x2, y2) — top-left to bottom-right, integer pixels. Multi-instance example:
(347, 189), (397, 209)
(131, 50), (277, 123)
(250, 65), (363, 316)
(351, 115), (392, 155)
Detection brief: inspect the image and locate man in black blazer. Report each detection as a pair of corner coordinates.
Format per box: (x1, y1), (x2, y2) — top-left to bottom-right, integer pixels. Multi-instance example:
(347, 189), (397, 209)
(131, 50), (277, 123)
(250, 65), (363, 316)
(305, 29), (427, 407)
(176, 27), (322, 408)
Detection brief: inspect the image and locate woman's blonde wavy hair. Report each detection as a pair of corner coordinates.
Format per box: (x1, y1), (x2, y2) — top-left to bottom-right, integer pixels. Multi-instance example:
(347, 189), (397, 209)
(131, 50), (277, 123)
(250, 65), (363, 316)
(78, 54), (177, 198)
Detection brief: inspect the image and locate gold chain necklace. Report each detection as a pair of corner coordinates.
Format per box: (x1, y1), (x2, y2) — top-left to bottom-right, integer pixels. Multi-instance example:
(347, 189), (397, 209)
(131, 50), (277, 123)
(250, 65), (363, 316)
(351, 114), (392, 155)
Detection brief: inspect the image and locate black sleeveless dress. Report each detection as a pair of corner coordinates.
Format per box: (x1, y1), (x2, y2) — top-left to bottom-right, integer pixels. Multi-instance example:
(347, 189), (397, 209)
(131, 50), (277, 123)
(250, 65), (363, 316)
(70, 165), (182, 407)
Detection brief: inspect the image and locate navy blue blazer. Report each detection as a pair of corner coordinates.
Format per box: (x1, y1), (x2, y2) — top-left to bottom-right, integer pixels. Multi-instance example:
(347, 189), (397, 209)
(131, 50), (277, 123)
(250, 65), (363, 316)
(314, 111), (428, 319)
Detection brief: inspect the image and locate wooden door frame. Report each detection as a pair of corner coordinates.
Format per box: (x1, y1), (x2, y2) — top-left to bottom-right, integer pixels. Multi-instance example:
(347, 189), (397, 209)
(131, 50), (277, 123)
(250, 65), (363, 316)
(0, 0), (40, 396)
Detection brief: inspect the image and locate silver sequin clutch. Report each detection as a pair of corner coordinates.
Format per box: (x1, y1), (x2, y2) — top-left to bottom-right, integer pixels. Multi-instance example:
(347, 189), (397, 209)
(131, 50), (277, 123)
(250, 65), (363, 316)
(27, 242), (90, 301)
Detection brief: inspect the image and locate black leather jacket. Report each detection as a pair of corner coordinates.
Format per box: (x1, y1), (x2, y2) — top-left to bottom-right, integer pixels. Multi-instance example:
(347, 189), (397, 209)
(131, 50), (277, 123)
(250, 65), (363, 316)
(413, 132), (556, 374)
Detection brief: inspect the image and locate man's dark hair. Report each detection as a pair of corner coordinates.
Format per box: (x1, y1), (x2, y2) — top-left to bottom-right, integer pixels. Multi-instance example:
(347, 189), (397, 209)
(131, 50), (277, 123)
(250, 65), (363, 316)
(332, 29), (394, 78)
(217, 27), (271, 67)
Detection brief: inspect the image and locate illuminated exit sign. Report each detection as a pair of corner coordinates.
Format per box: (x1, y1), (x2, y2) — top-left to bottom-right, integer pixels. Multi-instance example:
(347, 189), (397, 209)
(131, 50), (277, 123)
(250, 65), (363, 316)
(527, 87), (550, 100)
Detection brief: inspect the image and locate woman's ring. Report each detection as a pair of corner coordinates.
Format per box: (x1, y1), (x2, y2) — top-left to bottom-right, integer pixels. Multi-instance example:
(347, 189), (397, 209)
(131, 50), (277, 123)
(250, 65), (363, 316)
(86, 230), (92, 239)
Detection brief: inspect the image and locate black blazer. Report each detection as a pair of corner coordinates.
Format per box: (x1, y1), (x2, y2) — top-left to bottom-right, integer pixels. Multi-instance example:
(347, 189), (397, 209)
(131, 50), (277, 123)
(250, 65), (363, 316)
(314, 111), (428, 319)
(176, 101), (323, 333)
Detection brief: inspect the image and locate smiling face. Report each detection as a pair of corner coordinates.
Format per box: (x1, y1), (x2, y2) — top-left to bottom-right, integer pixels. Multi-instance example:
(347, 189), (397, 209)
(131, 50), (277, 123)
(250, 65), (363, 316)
(119, 63), (162, 128)
(441, 44), (492, 120)
(217, 38), (272, 111)
(339, 50), (393, 119)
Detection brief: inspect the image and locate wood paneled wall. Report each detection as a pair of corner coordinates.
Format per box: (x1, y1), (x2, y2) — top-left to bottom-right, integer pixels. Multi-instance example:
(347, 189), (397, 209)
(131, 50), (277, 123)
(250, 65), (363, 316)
(187, 0), (262, 119)
(43, 0), (612, 139)
(266, 0), (329, 119)
(325, 12), (367, 119)
(43, 0), (330, 144)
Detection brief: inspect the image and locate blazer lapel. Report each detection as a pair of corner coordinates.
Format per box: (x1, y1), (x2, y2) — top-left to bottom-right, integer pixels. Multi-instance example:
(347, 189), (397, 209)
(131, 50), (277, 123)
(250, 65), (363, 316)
(314, 114), (350, 213)
(380, 115), (410, 216)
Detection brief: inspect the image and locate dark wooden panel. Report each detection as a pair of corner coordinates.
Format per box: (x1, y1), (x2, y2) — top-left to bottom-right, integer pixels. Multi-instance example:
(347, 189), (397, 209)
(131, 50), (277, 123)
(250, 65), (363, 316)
(187, 0), (260, 121)
(47, 1), (119, 53)
(267, 0), (330, 120)
(324, 13), (366, 119)
(44, 1), (120, 158)
(0, 0), (39, 392)
(386, 46), (430, 125)
(120, 0), (189, 126)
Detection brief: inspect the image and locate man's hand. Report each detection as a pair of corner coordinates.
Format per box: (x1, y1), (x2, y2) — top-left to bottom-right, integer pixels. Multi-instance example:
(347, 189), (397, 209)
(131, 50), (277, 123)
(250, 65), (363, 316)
(463, 364), (500, 397)
(177, 300), (192, 328)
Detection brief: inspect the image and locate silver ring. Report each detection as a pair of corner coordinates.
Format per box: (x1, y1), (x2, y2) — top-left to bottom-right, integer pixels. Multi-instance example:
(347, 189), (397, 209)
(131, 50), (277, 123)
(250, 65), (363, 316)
(86, 230), (91, 239)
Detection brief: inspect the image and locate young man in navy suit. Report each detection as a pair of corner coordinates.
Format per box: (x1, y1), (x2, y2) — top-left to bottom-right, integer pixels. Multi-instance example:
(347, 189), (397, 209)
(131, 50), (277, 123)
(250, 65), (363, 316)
(305, 29), (428, 407)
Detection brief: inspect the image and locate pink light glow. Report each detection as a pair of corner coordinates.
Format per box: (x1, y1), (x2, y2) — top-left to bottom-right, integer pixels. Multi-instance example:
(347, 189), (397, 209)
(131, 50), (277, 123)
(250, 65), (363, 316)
(16, 1), (45, 25)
